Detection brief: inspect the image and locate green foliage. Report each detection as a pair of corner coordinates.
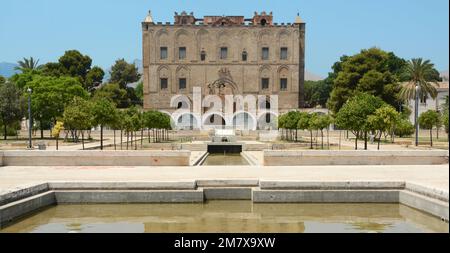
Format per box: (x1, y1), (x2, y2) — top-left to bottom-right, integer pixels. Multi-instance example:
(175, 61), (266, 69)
(63, 97), (93, 131)
(399, 58), (440, 102)
(40, 62), (66, 78)
(335, 93), (385, 133)
(109, 59), (141, 89)
(309, 114), (333, 131)
(58, 50), (92, 82)
(91, 97), (117, 128)
(442, 96), (449, 134)
(419, 110), (441, 146)
(394, 118), (415, 137)
(296, 112), (312, 130)
(419, 110), (441, 130)
(15, 57), (41, 72)
(26, 75), (88, 125)
(142, 110), (172, 130)
(0, 82), (25, 138)
(0, 75), (5, 84)
(327, 48), (405, 114)
(93, 83), (129, 108)
(135, 81), (143, 100)
(367, 105), (400, 136)
(303, 80), (332, 108)
(85, 66), (105, 91)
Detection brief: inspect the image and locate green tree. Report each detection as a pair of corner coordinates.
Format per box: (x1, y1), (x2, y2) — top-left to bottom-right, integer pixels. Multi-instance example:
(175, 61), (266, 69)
(418, 110), (441, 147)
(394, 118), (415, 138)
(85, 66), (105, 91)
(0, 75), (6, 84)
(327, 48), (405, 114)
(367, 105), (400, 149)
(91, 98), (117, 150)
(335, 93), (385, 150)
(0, 82), (25, 139)
(109, 59), (141, 89)
(26, 75), (88, 138)
(309, 114), (333, 149)
(442, 96), (449, 139)
(15, 57), (41, 72)
(40, 62), (66, 78)
(296, 112), (313, 148)
(304, 80), (332, 108)
(58, 50), (92, 82)
(63, 97), (93, 149)
(135, 81), (144, 100)
(93, 83), (129, 108)
(399, 58), (440, 103)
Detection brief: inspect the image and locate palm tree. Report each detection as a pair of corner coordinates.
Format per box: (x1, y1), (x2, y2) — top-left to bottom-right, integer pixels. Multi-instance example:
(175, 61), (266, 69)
(15, 57), (40, 72)
(399, 58), (439, 102)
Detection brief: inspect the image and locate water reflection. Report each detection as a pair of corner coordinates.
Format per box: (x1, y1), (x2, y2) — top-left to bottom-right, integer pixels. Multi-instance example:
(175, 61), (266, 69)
(201, 153), (249, 166)
(1, 201), (448, 233)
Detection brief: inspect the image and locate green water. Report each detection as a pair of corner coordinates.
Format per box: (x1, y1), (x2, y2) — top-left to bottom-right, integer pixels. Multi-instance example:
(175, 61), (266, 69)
(1, 201), (448, 233)
(201, 153), (249, 166)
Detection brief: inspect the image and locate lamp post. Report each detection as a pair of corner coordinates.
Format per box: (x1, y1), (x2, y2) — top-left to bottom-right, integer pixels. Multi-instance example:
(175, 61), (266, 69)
(414, 84), (420, 146)
(27, 88), (32, 149)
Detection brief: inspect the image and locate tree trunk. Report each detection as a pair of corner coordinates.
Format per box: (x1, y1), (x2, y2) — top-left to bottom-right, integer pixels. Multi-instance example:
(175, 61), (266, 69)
(309, 130), (313, 149)
(126, 131), (129, 150)
(355, 132), (358, 150)
(56, 136), (59, 150)
(100, 125), (104, 150)
(3, 125), (6, 140)
(364, 131), (368, 150)
(430, 129), (433, 147)
(436, 127), (439, 140)
(295, 129), (298, 142)
(377, 132), (381, 150)
(141, 129), (143, 148)
(81, 131), (85, 150)
(321, 129), (324, 149)
(40, 121), (44, 139)
(113, 130), (116, 150)
(120, 130), (123, 150)
(148, 129), (150, 143)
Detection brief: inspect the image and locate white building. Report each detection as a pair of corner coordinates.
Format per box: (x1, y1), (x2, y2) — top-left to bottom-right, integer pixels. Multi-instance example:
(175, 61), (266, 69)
(407, 82), (449, 123)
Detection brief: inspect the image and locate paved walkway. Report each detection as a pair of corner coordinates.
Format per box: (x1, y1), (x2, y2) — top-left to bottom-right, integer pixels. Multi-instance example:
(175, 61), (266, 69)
(0, 164), (447, 194)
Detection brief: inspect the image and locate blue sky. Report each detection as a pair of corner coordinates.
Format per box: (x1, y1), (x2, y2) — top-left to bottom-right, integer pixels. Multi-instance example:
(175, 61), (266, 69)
(0, 0), (448, 76)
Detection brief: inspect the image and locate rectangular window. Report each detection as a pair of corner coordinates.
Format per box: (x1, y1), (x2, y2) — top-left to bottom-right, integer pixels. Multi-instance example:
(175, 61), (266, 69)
(280, 78), (288, 90)
(280, 47), (288, 60)
(179, 47), (186, 59)
(160, 47), (168, 60)
(262, 47), (269, 60)
(261, 78), (269, 90)
(220, 47), (228, 59)
(160, 78), (168, 90)
(179, 78), (186, 90)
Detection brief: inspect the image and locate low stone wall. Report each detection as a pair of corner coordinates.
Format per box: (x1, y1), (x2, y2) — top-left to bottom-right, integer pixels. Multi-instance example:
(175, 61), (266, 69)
(264, 150), (449, 166)
(0, 150), (191, 166)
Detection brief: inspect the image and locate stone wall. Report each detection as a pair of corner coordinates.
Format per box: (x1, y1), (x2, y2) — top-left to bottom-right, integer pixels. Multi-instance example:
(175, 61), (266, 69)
(264, 150), (450, 166)
(0, 150), (191, 166)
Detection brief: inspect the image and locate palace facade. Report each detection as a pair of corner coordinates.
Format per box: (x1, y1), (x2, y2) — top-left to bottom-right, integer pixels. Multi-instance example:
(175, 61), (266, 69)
(141, 11), (306, 129)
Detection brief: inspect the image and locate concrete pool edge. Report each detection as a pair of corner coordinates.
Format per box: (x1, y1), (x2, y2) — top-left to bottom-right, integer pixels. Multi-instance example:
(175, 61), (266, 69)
(1, 180), (448, 228)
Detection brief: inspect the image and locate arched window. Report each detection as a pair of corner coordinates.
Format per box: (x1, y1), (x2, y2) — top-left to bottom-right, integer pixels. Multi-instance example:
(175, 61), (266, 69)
(200, 50), (206, 61)
(261, 19), (267, 26)
(265, 114), (271, 123)
(210, 115), (215, 123)
(265, 100), (271, 109)
(177, 102), (183, 109)
(242, 51), (247, 61)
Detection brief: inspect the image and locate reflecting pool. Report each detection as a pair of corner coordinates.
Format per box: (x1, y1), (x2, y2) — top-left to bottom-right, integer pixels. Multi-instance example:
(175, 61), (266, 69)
(1, 201), (448, 233)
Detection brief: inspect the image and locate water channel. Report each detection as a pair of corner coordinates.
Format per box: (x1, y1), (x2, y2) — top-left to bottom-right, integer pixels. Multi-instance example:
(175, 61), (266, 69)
(1, 201), (448, 233)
